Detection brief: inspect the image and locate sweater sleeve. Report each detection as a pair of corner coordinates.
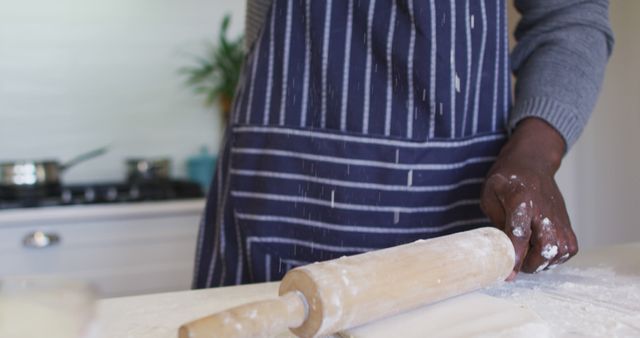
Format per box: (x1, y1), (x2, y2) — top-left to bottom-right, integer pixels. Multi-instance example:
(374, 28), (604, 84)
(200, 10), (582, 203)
(510, 0), (614, 150)
(245, 0), (271, 51)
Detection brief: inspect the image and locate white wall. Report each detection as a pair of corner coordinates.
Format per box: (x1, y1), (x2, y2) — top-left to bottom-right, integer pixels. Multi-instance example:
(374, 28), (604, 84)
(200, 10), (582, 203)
(510, 1), (640, 249)
(559, 0), (640, 249)
(0, 0), (245, 183)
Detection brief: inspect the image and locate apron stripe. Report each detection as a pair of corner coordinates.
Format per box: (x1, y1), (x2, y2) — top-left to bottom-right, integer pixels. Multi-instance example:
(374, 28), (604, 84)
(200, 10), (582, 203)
(192, 217), (206, 288)
(449, 0), (457, 138)
(340, 0), (354, 131)
(407, 1), (417, 138)
(384, 0), (397, 136)
(428, 0), (437, 138)
(234, 214), (244, 284)
(193, 136), (233, 286)
(503, 3), (510, 126)
(406, 0), (416, 138)
(233, 125), (505, 148)
(231, 171), (490, 206)
(362, 0), (376, 134)
(320, 0), (333, 128)
(231, 173), (488, 200)
(208, 150), (226, 285)
(461, 0), (472, 136)
(245, 31), (262, 124)
(472, 0), (487, 134)
(280, 258), (308, 267)
(230, 169), (485, 192)
(235, 201), (489, 232)
(231, 63), (246, 125)
(300, 0), (311, 127)
(232, 147), (496, 171)
(216, 173), (231, 286)
(263, 0), (276, 125)
(231, 190), (479, 213)
(264, 254), (272, 282)
(279, 0), (293, 125)
(247, 237), (375, 255)
(238, 212), (489, 235)
(205, 144), (226, 286)
(491, 0), (501, 131)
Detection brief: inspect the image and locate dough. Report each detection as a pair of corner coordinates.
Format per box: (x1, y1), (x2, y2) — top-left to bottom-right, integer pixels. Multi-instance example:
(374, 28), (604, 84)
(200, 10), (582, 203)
(338, 292), (550, 338)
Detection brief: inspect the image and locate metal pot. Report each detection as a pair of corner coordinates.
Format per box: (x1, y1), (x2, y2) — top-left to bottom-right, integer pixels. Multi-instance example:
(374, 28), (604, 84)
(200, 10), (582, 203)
(0, 147), (108, 187)
(126, 158), (171, 182)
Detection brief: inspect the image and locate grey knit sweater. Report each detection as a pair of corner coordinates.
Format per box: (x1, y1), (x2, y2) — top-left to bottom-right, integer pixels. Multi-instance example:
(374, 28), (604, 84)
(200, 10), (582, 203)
(244, 0), (614, 150)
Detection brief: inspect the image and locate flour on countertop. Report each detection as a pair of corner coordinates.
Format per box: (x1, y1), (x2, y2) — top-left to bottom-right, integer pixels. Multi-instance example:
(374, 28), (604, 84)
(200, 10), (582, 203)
(474, 322), (553, 338)
(485, 267), (640, 337)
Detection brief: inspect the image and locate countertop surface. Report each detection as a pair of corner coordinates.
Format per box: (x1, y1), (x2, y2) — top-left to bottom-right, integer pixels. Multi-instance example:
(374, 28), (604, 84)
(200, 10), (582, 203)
(93, 241), (640, 338)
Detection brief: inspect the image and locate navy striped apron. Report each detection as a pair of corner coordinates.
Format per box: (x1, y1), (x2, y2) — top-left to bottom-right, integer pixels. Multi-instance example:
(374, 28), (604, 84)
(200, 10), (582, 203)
(194, 0), (511, 287)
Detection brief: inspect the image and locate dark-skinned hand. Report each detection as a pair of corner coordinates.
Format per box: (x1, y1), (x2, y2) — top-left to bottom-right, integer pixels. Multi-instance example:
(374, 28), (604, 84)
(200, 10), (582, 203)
(481, 117), (578, 280)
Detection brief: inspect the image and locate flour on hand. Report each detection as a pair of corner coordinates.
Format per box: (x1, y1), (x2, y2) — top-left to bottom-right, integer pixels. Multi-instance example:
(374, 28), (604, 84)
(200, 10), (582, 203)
(510, 202), (529, 238)
(541, 244), (558, 260)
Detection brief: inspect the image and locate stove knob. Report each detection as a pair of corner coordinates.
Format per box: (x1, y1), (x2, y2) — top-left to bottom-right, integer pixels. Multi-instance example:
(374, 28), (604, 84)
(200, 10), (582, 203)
(23, 231), (61, 249)
(84, 188), (96, 202)
(129, 186), (140, 199)
(106, 187), (118, 201)
(61, 189), (73, 203)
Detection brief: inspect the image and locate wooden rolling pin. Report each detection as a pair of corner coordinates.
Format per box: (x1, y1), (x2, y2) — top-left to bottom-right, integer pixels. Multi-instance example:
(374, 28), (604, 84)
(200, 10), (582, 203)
(179, 227), (515, 338)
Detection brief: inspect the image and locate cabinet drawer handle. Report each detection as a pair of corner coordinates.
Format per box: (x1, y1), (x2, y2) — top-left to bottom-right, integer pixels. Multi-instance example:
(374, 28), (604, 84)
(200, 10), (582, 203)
(22, 231), (61, 249)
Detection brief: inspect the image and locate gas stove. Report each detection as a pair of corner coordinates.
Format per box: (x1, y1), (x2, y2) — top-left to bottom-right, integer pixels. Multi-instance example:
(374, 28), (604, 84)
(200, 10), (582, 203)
(0, 179), (204, 210)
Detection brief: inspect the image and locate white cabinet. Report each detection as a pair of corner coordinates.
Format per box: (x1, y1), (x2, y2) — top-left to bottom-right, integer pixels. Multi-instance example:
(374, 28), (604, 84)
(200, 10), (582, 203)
(0, 200), (205, 297)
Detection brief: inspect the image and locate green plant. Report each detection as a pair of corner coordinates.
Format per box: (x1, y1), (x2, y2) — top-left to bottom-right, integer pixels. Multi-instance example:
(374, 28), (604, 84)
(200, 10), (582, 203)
(181, 14), (244, 121)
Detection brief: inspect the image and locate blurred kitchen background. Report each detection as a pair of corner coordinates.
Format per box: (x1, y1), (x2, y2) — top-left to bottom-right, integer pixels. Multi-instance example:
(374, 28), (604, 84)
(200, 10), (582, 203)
(0, 0), (245, 297)
(0, 0), (245, 181)
(0, 0), (638, 298)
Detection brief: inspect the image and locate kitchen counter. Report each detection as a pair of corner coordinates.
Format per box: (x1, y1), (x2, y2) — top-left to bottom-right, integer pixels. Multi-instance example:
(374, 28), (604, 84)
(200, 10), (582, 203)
(0, 199), (205, 227)
(95, 282), (285, 338)
(93, 241), (640, 338)
(0, 199), (206, 297)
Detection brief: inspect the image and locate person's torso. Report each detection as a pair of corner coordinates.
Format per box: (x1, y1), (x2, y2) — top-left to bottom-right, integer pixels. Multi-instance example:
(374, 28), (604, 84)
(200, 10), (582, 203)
(206, 0), (512, 284)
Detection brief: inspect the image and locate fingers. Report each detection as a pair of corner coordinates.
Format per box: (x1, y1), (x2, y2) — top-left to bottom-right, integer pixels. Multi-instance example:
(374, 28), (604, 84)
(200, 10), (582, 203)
(554, 194), (579, 263)
(502, 200), (533, 279)
(481, 174), (534, 280)
(515, 215), (577, 274)
(522, 207), (578, 273)
(521, 215), (560, 273)
(481, 166), (579, 278)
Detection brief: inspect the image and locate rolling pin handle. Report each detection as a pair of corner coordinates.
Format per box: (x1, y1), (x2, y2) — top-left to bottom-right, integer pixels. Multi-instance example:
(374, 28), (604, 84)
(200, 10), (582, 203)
(178, 291), (308, 338)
